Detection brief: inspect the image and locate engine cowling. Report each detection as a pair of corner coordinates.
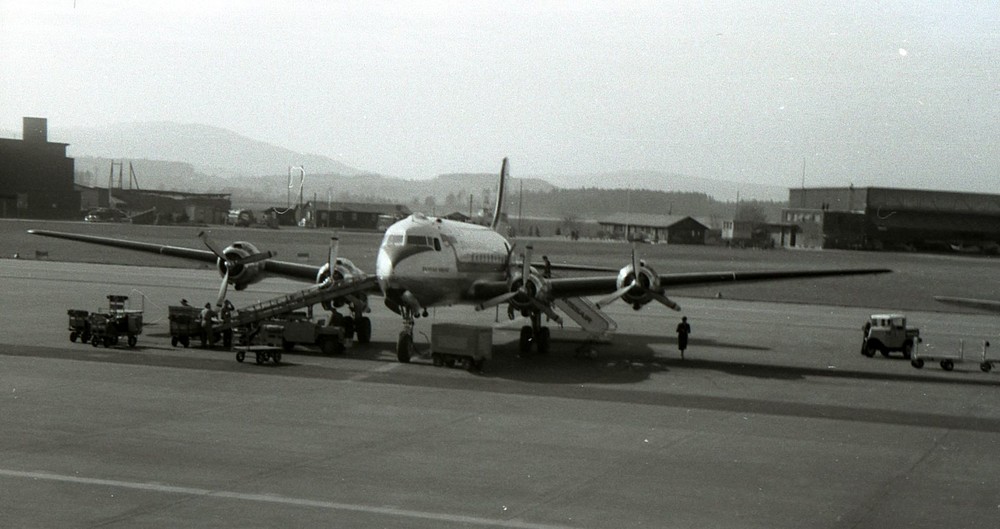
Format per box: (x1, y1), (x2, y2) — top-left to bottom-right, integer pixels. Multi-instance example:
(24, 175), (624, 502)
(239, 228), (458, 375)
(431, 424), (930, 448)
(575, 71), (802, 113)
(616, 261), (661, 309)
(506, 270), (547, 312)
(315, 257), (366, 309)
(216, 241), (268, 290)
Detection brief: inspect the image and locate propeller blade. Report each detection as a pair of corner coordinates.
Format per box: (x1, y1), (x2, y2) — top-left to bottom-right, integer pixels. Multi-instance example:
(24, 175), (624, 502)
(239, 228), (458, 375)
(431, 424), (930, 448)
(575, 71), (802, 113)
(215, 268), (230, 308)
(631, 244), (638, 278)
(327, 236), (340, 284)
(474, 291), (518, 311)
(198, 231), (229, 262)
(595, 281), (636, 309)
(522, 244), (533, 282)
(650, 291), (681, 311)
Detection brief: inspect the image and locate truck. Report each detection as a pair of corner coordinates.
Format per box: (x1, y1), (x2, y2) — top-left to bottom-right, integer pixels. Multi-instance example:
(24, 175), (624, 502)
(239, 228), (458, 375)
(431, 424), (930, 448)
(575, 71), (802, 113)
(234, 312), (344, 364)
(861, 314), (920, 359)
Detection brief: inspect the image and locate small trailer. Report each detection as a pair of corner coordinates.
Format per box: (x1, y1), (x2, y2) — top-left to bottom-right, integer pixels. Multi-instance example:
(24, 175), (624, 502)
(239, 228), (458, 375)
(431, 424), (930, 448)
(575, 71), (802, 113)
(168, 305), (202, 348)
(67, 309), (91, 344)
(87, 295), (143, 348)
(911, 339), (990, 371)
(234, 313), (344, 365)
(430, 323), (492, 372)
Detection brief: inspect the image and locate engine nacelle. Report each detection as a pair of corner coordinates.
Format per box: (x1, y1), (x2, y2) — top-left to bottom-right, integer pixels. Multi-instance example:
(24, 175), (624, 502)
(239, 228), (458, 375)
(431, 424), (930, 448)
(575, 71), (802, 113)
(216, 241), (267, 290)
(616, 261), (661, 309)
(316, 257), (366, 309)
(506, 271), (547, 312)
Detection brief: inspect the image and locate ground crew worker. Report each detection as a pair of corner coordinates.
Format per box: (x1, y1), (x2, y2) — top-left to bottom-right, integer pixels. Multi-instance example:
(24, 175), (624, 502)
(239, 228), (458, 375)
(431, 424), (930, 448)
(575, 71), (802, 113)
(200, 303), (216, 347)
(676, 316), (691, 360)
(220, 300), (235, 348)
(542, 255), (552, 278)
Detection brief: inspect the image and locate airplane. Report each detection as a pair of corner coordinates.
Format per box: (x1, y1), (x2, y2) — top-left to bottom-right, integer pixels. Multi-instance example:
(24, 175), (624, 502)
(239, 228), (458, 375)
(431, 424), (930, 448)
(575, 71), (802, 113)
(30, 158), (892, 365)
(934, 296), (1000, 313)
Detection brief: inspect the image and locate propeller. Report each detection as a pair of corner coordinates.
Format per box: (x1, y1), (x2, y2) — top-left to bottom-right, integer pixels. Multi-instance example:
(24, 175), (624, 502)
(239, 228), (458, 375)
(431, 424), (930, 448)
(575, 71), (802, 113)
(474, 244), (535, 311)
(325, 236), (340, 286)
(198, 231), (274, 307)
(594, 245), (681, 311)
(595, 245), (638, 309)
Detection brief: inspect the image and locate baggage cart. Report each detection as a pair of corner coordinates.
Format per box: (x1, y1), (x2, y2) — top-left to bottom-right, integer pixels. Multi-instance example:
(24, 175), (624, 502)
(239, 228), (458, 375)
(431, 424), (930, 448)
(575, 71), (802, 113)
(67, 309), (91, 344)
(168, 305), (202, 348)
(430, 323), (492, 372)
(87, 295), (143, 348)
(911, 339), (988, 371)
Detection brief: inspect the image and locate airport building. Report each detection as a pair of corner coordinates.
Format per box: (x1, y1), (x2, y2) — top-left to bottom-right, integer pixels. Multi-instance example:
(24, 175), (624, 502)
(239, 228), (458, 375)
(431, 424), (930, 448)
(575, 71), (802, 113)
(598, 214), (709, 244)
(0, 117), (80, 219)
(297, 201), (412, 230)
(783, 187), (1000, 251)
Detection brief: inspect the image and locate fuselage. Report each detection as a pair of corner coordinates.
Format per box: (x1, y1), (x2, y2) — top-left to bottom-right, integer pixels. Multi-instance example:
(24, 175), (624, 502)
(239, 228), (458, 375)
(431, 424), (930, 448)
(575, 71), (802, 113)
(376, 213), (510, 309)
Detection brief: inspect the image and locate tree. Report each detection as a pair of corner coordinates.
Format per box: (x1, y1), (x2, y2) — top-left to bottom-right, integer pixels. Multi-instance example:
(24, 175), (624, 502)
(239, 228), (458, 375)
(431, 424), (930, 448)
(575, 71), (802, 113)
(735, 202), (768, 224)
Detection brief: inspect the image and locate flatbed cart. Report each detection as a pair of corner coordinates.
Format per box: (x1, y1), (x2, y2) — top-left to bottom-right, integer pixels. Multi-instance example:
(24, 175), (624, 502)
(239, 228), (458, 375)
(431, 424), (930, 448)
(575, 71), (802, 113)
(87, 295), (143, 348)
(167, 305), (202, 348)
(976, 341), (997, 372)
(911, 339), (989, 371)
(67, 309), (91, 344)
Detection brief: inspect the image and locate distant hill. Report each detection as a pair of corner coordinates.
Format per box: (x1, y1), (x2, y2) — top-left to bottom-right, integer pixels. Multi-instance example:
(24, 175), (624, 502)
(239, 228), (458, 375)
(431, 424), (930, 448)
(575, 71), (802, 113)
(53, 122), (365, 178)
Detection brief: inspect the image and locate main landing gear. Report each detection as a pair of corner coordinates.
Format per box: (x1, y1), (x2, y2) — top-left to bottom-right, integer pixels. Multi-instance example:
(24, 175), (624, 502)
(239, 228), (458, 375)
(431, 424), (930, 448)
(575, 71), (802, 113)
(327, 304), (372, 344)
(518, 312), (550, 356)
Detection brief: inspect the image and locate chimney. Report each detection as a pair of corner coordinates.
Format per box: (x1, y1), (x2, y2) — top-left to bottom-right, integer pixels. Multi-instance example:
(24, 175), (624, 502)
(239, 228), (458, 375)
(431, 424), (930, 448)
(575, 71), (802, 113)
(23, 117), (48, 143)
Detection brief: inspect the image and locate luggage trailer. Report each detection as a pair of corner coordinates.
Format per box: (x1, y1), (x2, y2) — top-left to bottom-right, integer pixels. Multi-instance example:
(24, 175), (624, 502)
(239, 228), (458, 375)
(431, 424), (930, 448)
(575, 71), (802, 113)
(911, 339), (992, 372)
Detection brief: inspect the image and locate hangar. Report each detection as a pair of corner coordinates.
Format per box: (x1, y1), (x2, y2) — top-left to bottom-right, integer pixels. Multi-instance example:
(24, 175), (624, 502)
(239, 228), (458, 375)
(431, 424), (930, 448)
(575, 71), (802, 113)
(784, 187), (1000, 251)
(598, 214), (709, 244)
(0, 117), (80, 219)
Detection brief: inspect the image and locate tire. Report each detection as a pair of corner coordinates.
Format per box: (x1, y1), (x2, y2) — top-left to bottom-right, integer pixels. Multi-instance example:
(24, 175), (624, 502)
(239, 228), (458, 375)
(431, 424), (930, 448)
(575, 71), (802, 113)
(941, 359), (954, 371)
(911, 358), (924, 369)
(862, 342), (876, 358)
(171, 336), (179, 347)
(181, 336), (190, 348)
(236, 351), (245, 363)
(127, 335), (137, 348)
(519, 326), (533, 354)
(536, 327), (551, 355)
(356, 317), (372, 344)
(981, 362), (992, 373)
(343, 316), (355, 340)
(70, 331), (78, 343)
(396, 332), (412, 363)
(272, 351), (282, 365)
(903, 341), (914, 360)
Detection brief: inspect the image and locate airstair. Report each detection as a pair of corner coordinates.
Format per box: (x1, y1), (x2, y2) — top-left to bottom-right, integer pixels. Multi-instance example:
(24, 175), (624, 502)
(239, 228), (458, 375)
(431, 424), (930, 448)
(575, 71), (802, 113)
(553, 296), (618, 341)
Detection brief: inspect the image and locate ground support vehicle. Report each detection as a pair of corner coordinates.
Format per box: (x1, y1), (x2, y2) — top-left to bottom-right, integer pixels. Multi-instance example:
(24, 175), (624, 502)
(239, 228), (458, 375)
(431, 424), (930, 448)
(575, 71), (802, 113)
(430, 323), (492, 372)
(167, 305), (202, 347)
(862, 314), (920, 359)
(86, 295), (143, 348)
(910, 339), (990, 371)
(67, 309), (91, 344)
(976, 341), (997, 372)
(233, 313), (344, 364)
(221, 277), (377, 364)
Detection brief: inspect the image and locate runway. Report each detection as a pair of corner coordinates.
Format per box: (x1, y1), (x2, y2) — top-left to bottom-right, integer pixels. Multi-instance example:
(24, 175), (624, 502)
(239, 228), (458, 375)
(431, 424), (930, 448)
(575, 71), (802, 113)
(3, 259), (1000, 528)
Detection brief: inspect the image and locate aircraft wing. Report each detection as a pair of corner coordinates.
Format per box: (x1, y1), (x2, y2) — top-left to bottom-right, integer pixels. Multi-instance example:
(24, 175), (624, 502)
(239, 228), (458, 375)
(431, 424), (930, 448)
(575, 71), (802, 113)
(544, 268), (892, 299)
(27, 229), (321, 282)
(934, 296), (1000, 313)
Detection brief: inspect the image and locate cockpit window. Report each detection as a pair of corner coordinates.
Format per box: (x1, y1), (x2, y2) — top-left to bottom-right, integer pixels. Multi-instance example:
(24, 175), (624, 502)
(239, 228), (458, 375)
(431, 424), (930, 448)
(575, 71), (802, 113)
(385, 234), (404, 246)
(406, 235), (429, 246)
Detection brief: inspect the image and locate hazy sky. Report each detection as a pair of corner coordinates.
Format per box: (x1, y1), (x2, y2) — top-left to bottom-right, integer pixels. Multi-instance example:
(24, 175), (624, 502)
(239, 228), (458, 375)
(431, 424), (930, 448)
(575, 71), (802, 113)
(2, 1), (998, 192)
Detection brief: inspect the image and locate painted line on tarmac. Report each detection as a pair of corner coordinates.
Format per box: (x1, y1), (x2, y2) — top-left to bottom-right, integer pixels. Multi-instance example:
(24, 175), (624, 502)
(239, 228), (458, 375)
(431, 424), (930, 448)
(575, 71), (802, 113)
(0, 468), (579, 529)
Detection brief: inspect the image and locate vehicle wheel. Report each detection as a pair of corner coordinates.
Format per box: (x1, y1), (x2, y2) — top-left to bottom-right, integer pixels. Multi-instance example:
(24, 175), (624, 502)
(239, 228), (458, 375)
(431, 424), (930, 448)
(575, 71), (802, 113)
(863, 342), (876, 358)
(981, 362), (992, 373)
(236, 351), (245, 363)
(272, 351), (282, 365)
(903, 341), (914, 360)
(127, 335), (137, 348)
(519, 326), (533, 354)
(356, 317), (372, 344)
(911, 358), (924, 369)
(181, 336), (190, 348)
(941, 359), (954, 371)
(396, 332), (412, 363)
(536, 327), (551, 355)
(70, 331), (78, 343)
(171, 336), (179, 347)
(343, 316), (355, 340)
(255, 352), (265, 365)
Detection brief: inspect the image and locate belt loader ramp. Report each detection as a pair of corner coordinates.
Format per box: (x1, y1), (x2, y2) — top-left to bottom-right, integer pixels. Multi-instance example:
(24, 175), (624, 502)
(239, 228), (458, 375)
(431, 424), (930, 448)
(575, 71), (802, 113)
(218, 276), (379, 364)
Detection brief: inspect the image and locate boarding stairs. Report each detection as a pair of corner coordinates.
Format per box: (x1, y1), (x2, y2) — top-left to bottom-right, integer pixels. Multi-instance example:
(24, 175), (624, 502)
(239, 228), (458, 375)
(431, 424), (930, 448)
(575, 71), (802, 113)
(553, 296), (618, 341)
(220, 276), (379, 330)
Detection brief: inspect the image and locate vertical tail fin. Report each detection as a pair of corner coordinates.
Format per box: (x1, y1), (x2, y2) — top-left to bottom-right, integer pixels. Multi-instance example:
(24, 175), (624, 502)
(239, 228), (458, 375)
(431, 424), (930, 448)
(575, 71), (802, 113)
(489, 157), (508, 231)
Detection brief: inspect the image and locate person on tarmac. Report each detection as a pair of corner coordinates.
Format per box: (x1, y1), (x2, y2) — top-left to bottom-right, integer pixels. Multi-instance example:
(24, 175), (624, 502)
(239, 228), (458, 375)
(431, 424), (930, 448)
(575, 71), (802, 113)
(676, 316), (691, 360)
(200, 303), (216, 347)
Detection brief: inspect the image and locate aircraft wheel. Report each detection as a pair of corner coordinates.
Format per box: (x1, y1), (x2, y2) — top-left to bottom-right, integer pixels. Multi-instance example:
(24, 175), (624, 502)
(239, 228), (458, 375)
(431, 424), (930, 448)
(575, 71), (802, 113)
(536, 327), (551, 355)
(941, 359), (954, 371)
(70, 332), (78, 343)
(342, 316), (355, 340)
(356, 317), (372, 344)
(980, 362), (992, 373)
(518, 326), (533, 354)
(396, 332), (412, 363)
(236, 351), (245, 363)
(911, 358), (924, 369)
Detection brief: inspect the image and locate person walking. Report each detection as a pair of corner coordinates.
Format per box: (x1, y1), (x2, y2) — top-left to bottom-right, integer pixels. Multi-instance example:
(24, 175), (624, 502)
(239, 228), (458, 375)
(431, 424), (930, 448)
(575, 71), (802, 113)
(542, 255), (552, 278)
(676, 316), (691, 360)
(200, 303), (216, 347)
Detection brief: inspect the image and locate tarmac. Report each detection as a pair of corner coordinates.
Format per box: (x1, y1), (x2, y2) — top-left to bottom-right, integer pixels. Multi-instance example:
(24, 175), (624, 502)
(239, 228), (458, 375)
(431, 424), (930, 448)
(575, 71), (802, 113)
(3, 258), (1000, 528)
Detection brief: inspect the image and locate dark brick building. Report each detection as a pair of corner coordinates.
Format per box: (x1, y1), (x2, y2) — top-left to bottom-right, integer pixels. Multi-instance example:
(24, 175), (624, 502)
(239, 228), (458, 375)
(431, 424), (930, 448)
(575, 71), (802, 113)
(0, 117), (80, 218)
